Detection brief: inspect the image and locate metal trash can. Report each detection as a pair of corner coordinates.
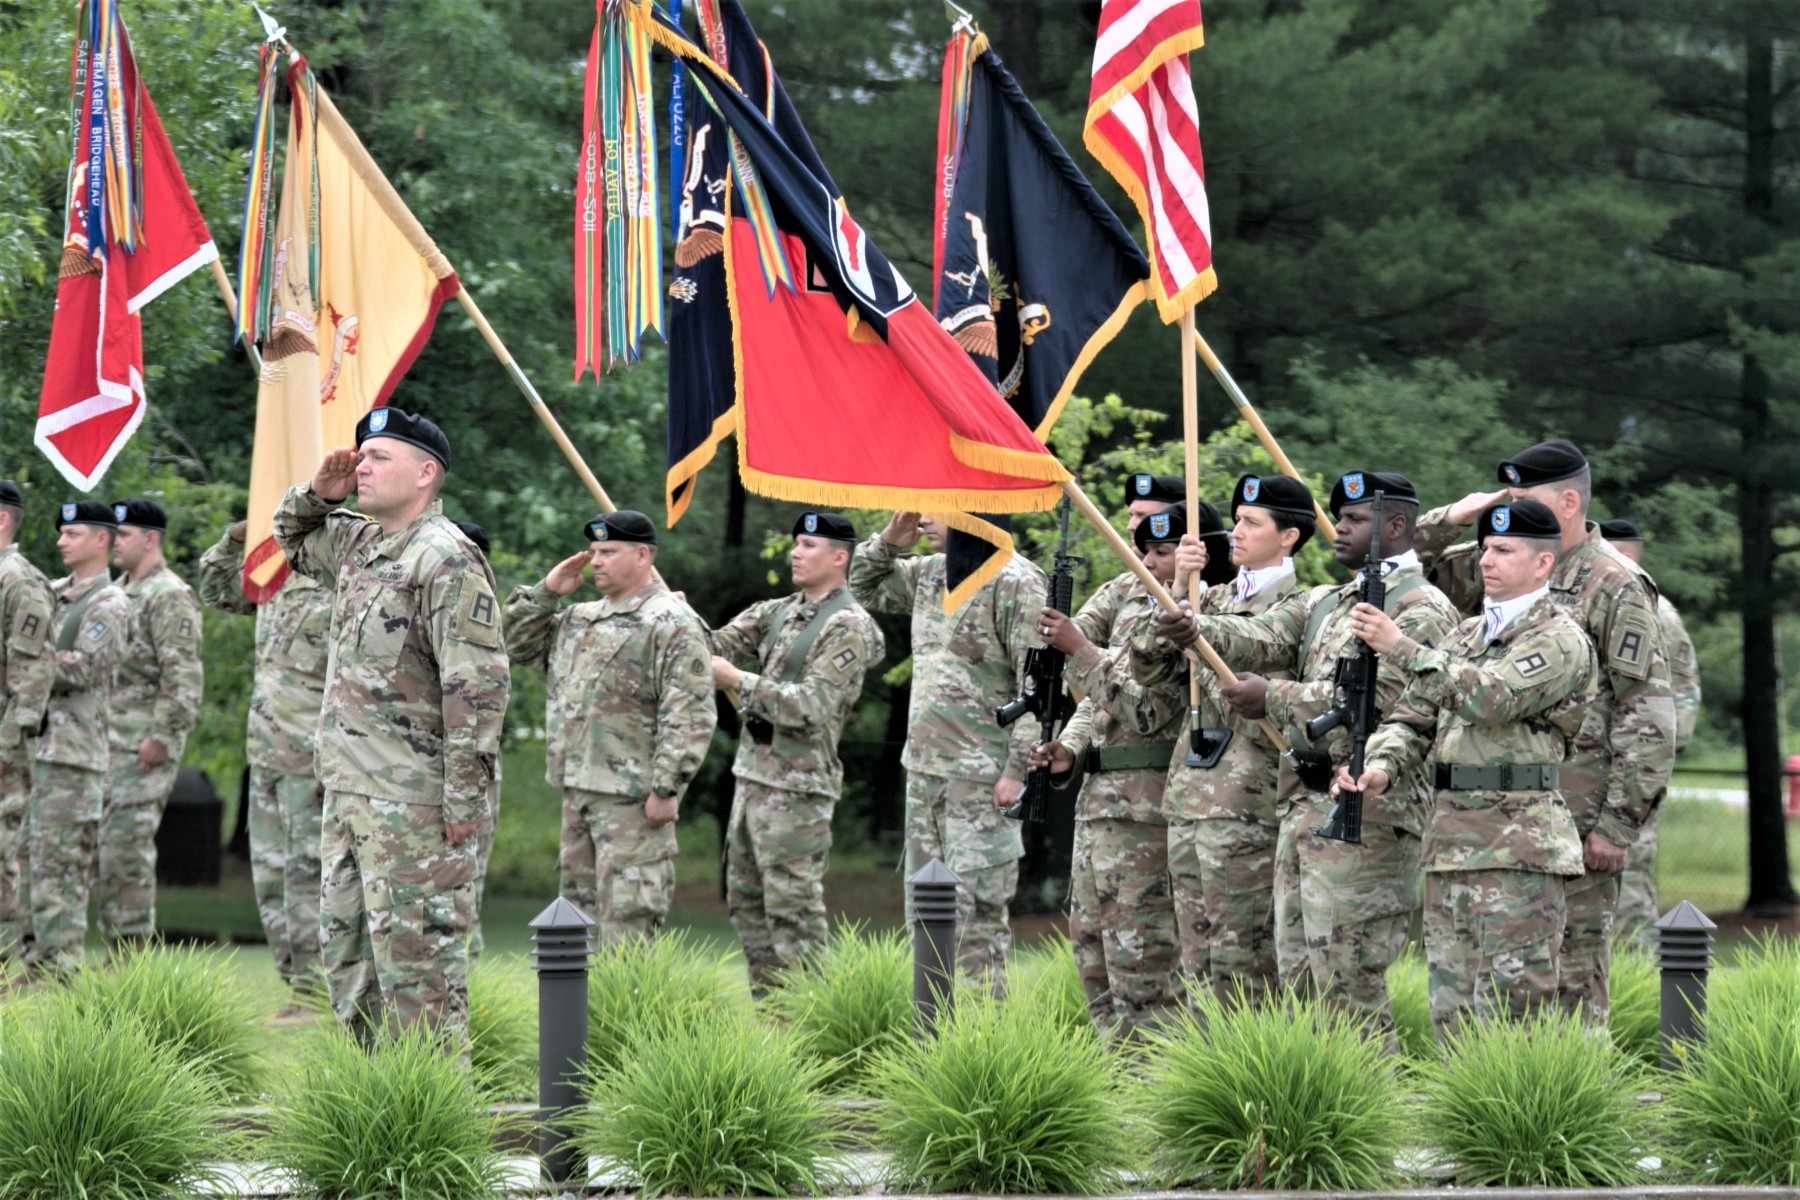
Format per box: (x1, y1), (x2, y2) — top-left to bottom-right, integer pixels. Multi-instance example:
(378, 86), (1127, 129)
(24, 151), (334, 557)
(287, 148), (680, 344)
(154, 767), (223, 887)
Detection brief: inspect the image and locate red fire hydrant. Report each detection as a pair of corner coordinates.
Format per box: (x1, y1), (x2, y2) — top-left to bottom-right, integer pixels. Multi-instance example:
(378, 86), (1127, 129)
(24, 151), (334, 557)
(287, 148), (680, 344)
(1786, 754), (1800, 818)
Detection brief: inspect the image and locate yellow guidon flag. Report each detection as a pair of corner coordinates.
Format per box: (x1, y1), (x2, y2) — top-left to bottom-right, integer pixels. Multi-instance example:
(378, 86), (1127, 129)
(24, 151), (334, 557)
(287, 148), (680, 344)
(240, 56), (459, 602)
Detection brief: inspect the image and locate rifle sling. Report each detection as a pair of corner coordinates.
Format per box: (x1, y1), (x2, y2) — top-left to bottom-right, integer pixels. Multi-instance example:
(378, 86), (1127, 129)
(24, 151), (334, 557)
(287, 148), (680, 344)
(762, 588), (856, 686)
(54, 579), (109, 654)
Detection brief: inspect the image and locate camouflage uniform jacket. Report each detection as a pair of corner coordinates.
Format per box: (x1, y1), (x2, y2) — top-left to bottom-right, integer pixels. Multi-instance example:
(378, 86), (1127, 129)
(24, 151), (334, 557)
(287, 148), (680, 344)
(1366, 595), (1594, 875)
(1130, 571), (1300, 825)
(197, 532), (332, 775)
(1056, 573), (1184, 823)
(1660, 597), (1700, 752)
(0, 546), (54, 766)
(108, 564), (204, 760)
(273, 487), (508, 827)
(504, 578), (715, 801)
(849, 534), (1046, 782)
(1139, 563), (1460, 833)
(710, 585), (885, 798)
(36, 572), (131, 772)
(1416, 510), (1676, 846)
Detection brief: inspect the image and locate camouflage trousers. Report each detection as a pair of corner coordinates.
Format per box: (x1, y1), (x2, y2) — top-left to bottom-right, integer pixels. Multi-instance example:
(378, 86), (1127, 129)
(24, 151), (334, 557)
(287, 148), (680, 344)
(904, 772), (1022, 997)
(319, 790), (474, 1045)
(1424, 868), (1565, 1041)
(1285, 796), (1420, 1052)
(1615, 803), (1661, 949)
(1558, 866), (1620, 1026)
(0, 760), (29, 958)
(247, 768), (324, 988)
(1170, 815), (1279, 1005)
(559, 788), (676, 946)
(26, 762), (104, 971)
(96, 756), (180, 942)
(1069, 815), (1178, 1037)
(726, 779), (833, 990)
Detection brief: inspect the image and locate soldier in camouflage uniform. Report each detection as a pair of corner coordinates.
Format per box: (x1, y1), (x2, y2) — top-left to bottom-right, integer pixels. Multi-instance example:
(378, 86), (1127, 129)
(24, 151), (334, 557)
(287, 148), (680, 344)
(1346, 500), (1596, 1038)
(1415, 441), (1675, 1024)
(851, 512), (1046, 995)
(0, 484), (54, 959)
(1599, 518), (1700, 943)
(1150, 472), (1460, 1049)
(98, 499), (203, 946)
(709, 512), (884, 989)
(504, 510), (715, 945)
(198, 520), (330, 994)
(1032, 499), (1196, 1035)
(29, 502), (131, 973)
(451, 521), (503, 959)
(275, 409), (510, 1044)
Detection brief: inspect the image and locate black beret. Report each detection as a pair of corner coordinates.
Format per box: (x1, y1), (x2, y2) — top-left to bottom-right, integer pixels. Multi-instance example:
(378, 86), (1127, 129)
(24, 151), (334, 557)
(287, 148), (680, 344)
(1230, 473), (1314, 520)
(111, 498), (167, 530)
(56, 499), (118, 530)
(0, 481), (21, 509)
(792, 511), (856, 543)
(1134, 502), (1187, 552)
(1498, 439), (1587, 488)
(584, 510), (657, 545)
(453, 520), (492, 558)
(1127, 473), (1185, 505)
(1328, 470), (1418, 518)
(1598, 518), (1641, 543)
(1478, 499), (1561, 545)
(356, 406), (450, 470)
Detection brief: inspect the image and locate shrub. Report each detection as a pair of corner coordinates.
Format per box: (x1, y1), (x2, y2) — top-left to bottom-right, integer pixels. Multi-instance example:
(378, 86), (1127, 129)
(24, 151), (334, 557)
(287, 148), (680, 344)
(869, 994), (1125, 1194)
(1137, 986), (1403, 1190)
(1417, 1007), (1651, 1186)
(1386, 947), (1437, 1060)
(62, 943), (268, 1099)
(1664, 936), (1800, 1185)
(587, 930), (746, 1073)
(763, 924), (910, 1090)
(468, 953), (536, 1101)
(576, 1010), (838, 1196)
(1009, 938), (1091, 1036)
(1609, 941), (1660, 1069)
(0, 995), (236, 1199)
(265, 1026), (508, 1199)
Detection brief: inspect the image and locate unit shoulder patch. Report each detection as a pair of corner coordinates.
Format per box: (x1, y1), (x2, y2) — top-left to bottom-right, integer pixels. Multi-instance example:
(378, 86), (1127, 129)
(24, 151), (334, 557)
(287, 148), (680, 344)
(451, 582), (501, 649)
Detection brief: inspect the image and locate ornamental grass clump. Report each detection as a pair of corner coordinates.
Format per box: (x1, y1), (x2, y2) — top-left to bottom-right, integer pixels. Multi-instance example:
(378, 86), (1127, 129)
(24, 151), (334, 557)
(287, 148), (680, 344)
(467, 952), (536, 1100)
(576, 1009), (838, 1196)
(1417, 1005), (1652, 1187)
(1609, 940), (1661, 1068)
(763, 923), (910, 1090)
(1009, 937), (1091, 1035)
(0, 995), (237, 1199)
(1137, 986), (1403, 1190)
(1664, 935), (1800, 1185)
(869, 994), (1125, 1194)
(265, 1025), (508, 1199)
(62, 942), (268, 1099)
(1386, 947), (1437, 1060)
(586, 928), (745, 1072)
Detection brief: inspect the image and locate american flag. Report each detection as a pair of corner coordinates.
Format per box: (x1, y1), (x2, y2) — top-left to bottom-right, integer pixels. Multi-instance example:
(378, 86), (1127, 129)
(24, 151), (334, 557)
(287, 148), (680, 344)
(1084, 0), (1215, 319)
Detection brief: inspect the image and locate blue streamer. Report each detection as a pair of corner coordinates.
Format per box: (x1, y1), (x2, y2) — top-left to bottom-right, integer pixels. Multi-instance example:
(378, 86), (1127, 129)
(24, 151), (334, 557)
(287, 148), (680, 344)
(668, 0), (686, 238)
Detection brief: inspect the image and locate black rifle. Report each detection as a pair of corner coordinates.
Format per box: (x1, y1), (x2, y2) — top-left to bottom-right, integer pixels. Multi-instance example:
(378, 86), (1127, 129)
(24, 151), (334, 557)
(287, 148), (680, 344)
(1302, 489), (1386, 845)
(996, 499), (1082, 823)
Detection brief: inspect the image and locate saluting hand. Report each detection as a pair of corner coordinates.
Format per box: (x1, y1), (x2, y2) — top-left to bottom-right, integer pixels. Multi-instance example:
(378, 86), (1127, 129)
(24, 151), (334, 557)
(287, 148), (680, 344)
(544, 551), (591, 597)
(881, 511), (921, 548)
(1447, 488), (1509, 527)
(311, 447), (359, 503)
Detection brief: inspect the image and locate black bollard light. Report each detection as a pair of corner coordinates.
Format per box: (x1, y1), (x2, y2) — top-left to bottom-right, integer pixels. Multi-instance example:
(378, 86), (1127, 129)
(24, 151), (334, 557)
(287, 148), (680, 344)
(530, 897), (595, 1191)
(908, 858), (962, 1037)
(1654, 899), (1716, 1071)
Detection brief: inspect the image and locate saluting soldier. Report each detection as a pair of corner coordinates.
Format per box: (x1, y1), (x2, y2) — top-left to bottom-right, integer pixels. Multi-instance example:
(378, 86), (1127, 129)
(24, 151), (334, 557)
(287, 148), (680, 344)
(0, 483), (54, 959)
(1414, 441), (1675, 1024)
(29, 502), (131, 973)
(98, 498), (203, 948)
(274, 408), (510, 1044)
(1343, 500), (1596, 1037)
(708, 512), (884, 990)
(851, 512), (1047, 995)
(198, 520), (332, 1000)
(503, 511), (716, 945)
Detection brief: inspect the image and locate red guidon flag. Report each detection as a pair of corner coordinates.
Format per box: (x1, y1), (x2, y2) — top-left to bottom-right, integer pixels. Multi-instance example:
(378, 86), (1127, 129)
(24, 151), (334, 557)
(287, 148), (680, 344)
(1084, 0), (1215, 320)
(37, 3), (217, 491)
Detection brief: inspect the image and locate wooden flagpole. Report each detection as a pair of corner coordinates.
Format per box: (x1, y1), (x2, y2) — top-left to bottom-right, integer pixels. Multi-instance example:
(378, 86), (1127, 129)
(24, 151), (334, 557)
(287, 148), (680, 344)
(1179, 309), (1208, 736)
(208, 258), (263, 374)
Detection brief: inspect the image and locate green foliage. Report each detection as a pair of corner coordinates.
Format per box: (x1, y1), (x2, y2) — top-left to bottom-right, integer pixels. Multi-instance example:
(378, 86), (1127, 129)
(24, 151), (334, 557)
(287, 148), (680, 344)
(587, 929), (747, 1074)
(1008, 937), (1092, 1037)
(576, 1011), (839, 1197)
(869, 995), (1126, 1195)
(467, 953), (536, 1102)
(763, 923), (911, 1091)
(1416, 1007), (1652, 1187)
(0, 995), (237, 1200)
(265, 1026), (508, 1200)
(1664, 936), (1800, 1185)
(1135, 987), (1403, 1190)
(1386, 946), (1438, 1060)
(60, 943), (269, 1100)
(1609, 941), (1661, 1070)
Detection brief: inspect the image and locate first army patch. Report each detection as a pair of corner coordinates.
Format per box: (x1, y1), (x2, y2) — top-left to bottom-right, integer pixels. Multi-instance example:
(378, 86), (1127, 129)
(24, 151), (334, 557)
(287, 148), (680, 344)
(1609, 609), (1656, 681)
(452, 583), (500, 649)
